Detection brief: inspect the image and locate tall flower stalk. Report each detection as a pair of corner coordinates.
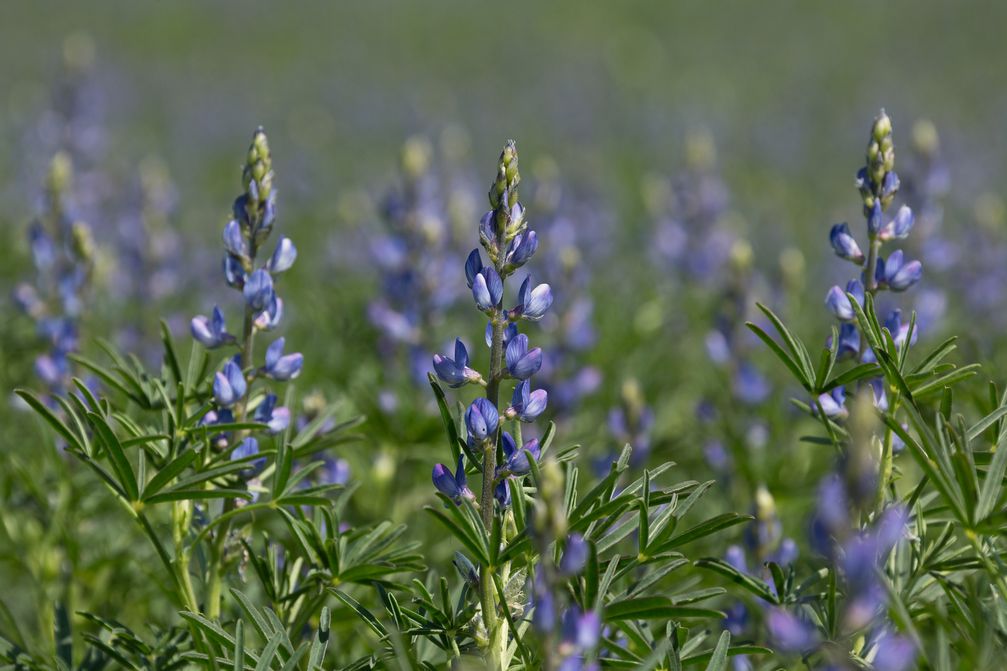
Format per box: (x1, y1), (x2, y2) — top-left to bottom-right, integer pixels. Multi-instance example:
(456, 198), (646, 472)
(190, 127), (301, 616)
(820, 110), (922, 507)
(431, 140), (553, 668)
(14, 153), (95, 403)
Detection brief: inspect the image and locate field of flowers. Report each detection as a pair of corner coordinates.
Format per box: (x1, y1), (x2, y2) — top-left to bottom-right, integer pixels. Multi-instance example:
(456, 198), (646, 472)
(3, 3), (1007, 670)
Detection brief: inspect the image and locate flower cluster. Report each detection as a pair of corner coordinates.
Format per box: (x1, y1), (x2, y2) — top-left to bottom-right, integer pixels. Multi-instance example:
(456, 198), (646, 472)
(13, 153), (95, 400)
(649, 130), (734, 281)
(431, 139), (553, 509)
(368, 137), (467, 387)
(190, 128), (302, 474)
(527, 460), (600, 671)
(768, 393), (914, 671)
(430, 140), (558, 665)
(820, 110), (921, 416)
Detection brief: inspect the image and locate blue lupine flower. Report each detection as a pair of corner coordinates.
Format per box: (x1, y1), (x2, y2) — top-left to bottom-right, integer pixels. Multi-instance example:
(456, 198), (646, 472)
(530, 571), (556, 634)
(213, 359), (247, 407)
(498, 432), (540, 475)
(872, 633), (916, 671)
(191, 306), (235, 349)
(432, 338), (481, 388)
(231, 437), (267, 472)
(223, 219), (248, 258)
(870, 378), (889, 412)
(35, 353), (68, 388)
(732, 362), (770, 405)
(494, 478), (512, 507)
(773, 538), (799, 566)
(29, 224), (56, 271)
(867, 199), (883, 234)
(814, 386), (847, 419)
(253, 393), (291, 434)
(505, 333), (543, 380)
(478, 210), (496, 250)
(881, 171), (901, 199)
(766, 608), (818, 653)
(559, 534), (588, 576)
(472, 266), (503, 311)
(268, 236), (297, 273)
(431, 454), (473, 503)
(263, 337), (303, 380)
(464, 249), (483, 288)
(506, 380), (548, 421)
(726, 545), (748, 574)
(223, 254), (246, 288)
(879, 205), (914, 241)
(485, 321), (518, 347)
(559, 608), (602, 658)
(243, 268), (275, 309)
(829, 222), (864, 263)
(464, 398), (499, 442)
(199, 407), (235, 450)
(833, 323), (861, 359)
(513, 275), (553, 321)
(880, 250), (922, 291)
(253, 294), (284, 331)
(809, 474), (850, 558)
(505, 230), (538, 268)
(825, 279), (864, 321)
(320, 457), (351, 485)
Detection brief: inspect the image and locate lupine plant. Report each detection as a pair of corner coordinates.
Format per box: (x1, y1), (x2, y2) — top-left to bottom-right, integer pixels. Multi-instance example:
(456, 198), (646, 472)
(368, 136), (465, 390)
(412, 140), (756, 670)
(13, 153), (95, 402)
(5, 129), (424, 669)
(733, 110), (1007, 668)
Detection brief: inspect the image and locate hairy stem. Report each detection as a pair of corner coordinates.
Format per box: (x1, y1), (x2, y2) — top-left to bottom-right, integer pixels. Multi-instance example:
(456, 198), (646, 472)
(479, 315), (505, 669)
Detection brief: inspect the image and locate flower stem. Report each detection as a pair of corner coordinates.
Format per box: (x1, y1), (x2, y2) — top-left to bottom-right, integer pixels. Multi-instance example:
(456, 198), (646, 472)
(480, 315), (505, 670)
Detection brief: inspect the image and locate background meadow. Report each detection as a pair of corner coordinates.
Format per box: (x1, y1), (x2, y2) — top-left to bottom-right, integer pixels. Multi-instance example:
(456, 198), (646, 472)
(2, 3), (1007, 669)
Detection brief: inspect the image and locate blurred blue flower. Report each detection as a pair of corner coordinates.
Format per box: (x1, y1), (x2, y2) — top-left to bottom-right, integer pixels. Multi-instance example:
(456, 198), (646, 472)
(559, 534), (588, 576)
(766, 608), (818, 653)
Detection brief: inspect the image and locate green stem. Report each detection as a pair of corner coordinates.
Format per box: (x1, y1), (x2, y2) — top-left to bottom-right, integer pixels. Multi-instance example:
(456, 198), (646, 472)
(479, 315), (505, 670)
(207, 235), (260, 620)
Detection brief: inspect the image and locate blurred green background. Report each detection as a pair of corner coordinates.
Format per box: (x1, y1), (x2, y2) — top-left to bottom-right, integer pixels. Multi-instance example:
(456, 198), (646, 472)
(2, 0), (1007, 659)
